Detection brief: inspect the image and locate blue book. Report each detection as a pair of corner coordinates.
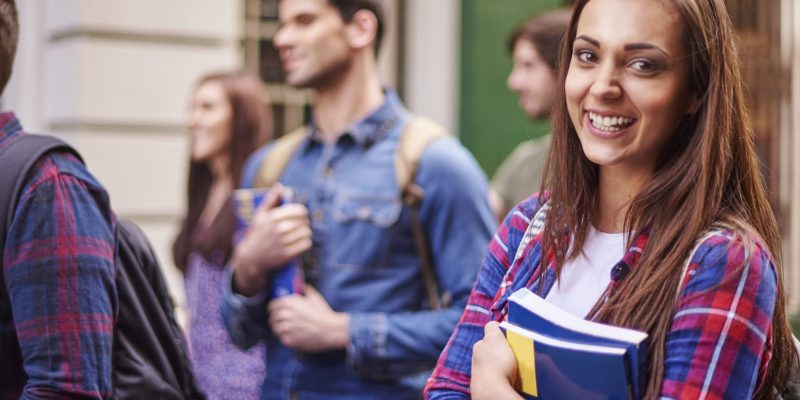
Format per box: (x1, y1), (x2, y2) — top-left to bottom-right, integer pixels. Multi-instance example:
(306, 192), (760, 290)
(501, 321), (631, 400)
(504, 288), (648, 399)
(232, 188), (304, 299)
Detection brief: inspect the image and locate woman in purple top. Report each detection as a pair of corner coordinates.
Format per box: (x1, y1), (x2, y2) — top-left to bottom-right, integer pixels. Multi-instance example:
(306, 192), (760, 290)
(173, 71), (272, 399)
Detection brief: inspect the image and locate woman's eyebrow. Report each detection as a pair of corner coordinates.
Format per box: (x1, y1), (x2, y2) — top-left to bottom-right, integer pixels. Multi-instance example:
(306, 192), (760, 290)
(624, 42), (669, 56)
(576, 35), (670, 57)
(575, 35), (599, 47)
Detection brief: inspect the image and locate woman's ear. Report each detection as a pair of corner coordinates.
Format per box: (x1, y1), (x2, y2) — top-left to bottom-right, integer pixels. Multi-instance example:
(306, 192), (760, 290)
(345, 9), (379, 51)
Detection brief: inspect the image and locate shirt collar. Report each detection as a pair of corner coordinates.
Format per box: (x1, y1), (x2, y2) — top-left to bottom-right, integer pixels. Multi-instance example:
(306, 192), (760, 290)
(490, 200), (652, 321)
(303, 88), (406, 151)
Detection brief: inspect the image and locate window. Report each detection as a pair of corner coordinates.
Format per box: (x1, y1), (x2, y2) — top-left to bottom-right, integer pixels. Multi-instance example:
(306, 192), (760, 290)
(243, 0), (313, 137)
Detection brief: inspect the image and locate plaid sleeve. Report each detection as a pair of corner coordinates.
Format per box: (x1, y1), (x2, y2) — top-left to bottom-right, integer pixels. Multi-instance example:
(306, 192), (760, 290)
(3, 154), (116, 399)
(661, 230), (776, 399)
(424, 195), (539, 399)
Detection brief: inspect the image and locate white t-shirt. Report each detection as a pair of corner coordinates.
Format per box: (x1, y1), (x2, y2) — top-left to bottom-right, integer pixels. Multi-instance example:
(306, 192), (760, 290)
(544, 227), (626, 318)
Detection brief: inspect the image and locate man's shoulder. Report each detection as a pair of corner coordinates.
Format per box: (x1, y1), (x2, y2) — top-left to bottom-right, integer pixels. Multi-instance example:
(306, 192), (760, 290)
(403, 116), (465, 161)
(35, 149), (103, 190)
(402, 118), (488, 193)
(509, 134), (552, 158)
(10, 138), (110, 214)
(415, 134), (484, 181)
(240, 140), (282, 188)
(249, 141), (275, 164)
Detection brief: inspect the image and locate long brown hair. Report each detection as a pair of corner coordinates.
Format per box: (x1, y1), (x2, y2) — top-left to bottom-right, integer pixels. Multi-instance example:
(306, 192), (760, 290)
(541, 0), (794, 397)
(172, 71), (272, 272)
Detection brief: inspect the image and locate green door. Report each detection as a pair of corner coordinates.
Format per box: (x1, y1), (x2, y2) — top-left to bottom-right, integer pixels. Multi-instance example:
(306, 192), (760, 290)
(460, 0), (563, 177)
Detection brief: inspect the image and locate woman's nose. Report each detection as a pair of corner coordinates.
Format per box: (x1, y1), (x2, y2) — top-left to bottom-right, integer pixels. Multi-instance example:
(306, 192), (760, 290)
(589, 65), (622, 101)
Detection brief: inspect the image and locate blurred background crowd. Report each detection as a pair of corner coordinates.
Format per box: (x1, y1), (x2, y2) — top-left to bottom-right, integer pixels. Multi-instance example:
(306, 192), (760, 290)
(4, 0), (800, 324)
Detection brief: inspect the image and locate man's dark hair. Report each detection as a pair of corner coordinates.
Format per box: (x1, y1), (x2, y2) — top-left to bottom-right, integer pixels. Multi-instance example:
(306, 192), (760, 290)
(507, 8), (571, 71)
(329, 0), (385, 56)
(0, 0), (17, 95)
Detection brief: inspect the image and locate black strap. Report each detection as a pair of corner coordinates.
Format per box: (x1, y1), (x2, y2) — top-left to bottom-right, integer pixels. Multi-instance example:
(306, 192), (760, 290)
(0, 134), (82, 258)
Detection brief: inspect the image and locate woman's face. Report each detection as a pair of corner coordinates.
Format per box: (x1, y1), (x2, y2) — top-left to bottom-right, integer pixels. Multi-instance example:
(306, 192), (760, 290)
(187, 80), (233, 164)
(565, 0), (698, 176)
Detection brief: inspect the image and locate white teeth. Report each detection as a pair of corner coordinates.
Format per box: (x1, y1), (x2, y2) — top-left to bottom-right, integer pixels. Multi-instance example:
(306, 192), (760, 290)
(587, 111), (634, 132)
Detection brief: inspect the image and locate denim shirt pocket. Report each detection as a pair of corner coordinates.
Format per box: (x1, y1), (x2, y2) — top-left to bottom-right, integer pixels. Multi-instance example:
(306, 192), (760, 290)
(332, 192), (402, 269)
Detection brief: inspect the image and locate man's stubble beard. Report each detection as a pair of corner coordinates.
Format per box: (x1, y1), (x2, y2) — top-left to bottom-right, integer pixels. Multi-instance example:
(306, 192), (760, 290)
(288, 54), (353, 91)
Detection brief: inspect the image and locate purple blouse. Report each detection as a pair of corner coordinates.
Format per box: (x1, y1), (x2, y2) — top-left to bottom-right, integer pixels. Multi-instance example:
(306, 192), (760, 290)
(185, 251), (266, 399)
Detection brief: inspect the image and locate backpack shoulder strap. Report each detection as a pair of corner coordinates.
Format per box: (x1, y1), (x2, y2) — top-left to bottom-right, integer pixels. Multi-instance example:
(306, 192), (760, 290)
(0, 134), (81, 253)
(254, 126), (309, 188)
(394, 116), (448, 310)
(394, 116), (447, 205)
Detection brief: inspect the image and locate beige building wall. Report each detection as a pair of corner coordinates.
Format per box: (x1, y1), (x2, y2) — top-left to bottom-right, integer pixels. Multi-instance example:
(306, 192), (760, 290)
(4, 0), (244, 318)
(403, 0), (460, 135)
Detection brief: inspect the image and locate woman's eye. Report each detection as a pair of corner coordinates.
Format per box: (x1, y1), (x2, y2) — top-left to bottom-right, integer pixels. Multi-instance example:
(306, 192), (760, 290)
(574, 49), (597, 63)
(630, 59), (660, 73)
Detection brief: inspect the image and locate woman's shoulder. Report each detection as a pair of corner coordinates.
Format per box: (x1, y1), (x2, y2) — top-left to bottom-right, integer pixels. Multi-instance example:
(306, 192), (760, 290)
(690, 222), (774, 264)
(491, 193), (550, 262)
(681, 221), (777, 291)
(505, 192), (550, 225)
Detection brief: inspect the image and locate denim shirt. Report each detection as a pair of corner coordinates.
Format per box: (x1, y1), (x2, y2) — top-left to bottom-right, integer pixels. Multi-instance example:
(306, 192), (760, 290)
(220, 90), (496, 400)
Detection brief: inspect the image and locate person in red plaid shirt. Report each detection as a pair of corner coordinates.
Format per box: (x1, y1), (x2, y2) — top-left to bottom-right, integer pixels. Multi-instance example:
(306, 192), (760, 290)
(425, 0), (796, 399)
(0, 1), (117, 398)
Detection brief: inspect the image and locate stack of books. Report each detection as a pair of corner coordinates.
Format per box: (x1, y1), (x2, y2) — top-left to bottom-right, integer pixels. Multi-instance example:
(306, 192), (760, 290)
(500, 288), (648, 400)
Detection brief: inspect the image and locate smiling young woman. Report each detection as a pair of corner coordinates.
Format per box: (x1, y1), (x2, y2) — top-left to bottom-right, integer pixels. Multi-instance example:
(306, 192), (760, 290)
(424, 0), (796, 399)
(545, 0), (795, 397)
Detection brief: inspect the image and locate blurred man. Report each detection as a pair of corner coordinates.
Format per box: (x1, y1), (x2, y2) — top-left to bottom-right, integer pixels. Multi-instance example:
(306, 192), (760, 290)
(220, 0), (495, 398)
(489, 8), (572, 220)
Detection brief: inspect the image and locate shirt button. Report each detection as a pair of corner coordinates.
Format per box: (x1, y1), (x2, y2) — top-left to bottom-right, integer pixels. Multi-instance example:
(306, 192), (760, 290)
(358, 206), (371, 219)
(610, 262), (630, 280)
(313, 210), (325, 221)
(324, 167), (334, 176)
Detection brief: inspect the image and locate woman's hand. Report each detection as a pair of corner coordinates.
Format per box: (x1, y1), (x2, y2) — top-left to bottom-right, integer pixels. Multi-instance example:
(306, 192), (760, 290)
(470, 321), (524, 400)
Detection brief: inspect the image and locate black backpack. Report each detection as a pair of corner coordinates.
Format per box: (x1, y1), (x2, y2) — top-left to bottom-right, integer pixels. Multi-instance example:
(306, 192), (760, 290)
(0, 134), (204, 399)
